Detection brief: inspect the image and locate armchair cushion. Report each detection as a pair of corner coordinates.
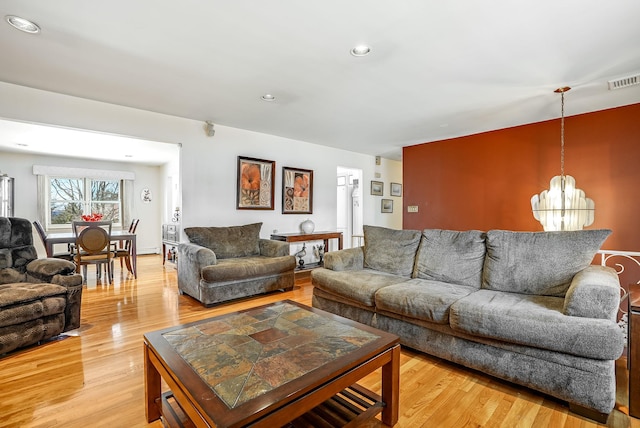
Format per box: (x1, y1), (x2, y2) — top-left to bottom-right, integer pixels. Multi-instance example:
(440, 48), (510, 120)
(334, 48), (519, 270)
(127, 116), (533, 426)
(201, 256), (295, 283)
(185, 222), (262, 259)
(483, 229), (611, 297)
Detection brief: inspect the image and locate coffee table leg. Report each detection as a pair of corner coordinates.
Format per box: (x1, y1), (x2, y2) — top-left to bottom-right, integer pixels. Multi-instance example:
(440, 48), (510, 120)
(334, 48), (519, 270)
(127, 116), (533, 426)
(144, 343), (162, 423)
(381, 344), (400, 426)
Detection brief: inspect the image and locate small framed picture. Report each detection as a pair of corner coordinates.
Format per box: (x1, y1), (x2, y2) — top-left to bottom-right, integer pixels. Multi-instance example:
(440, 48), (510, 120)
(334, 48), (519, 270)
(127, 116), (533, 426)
(390, 182), (402, 197)
(371, 181), (383, 196)
(381, 199), (393, 213)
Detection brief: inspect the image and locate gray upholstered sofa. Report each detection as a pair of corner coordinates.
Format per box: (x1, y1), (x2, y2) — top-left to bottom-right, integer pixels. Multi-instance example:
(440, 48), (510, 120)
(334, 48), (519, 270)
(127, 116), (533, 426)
(178, 222), (296, 306)
(311, 225), (623, 421)
(1, 217), (83, 355)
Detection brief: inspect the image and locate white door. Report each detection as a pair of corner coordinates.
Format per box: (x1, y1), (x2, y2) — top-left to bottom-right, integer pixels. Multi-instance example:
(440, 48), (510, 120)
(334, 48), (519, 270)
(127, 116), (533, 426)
(337, 168), (363, 249)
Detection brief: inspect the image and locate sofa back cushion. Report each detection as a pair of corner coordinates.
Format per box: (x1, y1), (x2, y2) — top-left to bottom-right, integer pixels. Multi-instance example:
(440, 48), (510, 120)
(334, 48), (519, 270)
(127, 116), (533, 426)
(415, 229), (486, 288)
(185, 223), (262, 259)
(363, 225), (421, 277)
(483, 229), (611, 297)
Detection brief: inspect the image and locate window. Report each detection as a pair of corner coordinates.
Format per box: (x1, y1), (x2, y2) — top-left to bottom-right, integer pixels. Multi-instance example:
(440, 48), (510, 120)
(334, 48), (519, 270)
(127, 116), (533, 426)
(48, 177), (122, 228)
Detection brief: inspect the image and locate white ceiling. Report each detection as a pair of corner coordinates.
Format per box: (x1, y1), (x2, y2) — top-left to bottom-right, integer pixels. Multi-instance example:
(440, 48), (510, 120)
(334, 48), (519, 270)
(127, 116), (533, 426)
(1, 1), (639, 163)
(0, 118), (179, 166)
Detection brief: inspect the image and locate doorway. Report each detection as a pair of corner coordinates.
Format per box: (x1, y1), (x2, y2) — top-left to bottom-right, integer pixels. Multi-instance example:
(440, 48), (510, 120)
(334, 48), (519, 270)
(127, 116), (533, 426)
(337, 167), (363, 249)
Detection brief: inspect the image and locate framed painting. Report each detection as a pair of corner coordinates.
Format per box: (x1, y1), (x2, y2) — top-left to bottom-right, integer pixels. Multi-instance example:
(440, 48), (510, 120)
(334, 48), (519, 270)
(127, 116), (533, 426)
(237, 156), (275, 210)
(371, 180), (383, 196)
(381, 199), (393, 213)
(390, 182), (402, 197)
(282, 166), (313, 214)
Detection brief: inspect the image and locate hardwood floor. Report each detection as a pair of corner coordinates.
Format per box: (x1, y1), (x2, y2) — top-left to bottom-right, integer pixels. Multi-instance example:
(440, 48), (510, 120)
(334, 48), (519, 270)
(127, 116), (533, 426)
(0, 255), (638, 428)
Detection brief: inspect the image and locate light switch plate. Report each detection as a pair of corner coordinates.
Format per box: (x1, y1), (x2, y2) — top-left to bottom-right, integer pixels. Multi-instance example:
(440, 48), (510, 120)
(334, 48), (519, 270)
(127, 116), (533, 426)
(408, 206), (419, 212)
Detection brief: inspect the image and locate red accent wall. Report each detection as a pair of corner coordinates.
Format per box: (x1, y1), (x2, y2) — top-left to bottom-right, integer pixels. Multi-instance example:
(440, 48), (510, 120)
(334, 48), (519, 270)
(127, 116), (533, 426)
(403, 103), (640, 252)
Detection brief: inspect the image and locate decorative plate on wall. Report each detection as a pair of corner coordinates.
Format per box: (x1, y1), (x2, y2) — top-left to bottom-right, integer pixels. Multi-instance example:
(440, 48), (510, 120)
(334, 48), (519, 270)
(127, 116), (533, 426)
(141, 188), (152, 203)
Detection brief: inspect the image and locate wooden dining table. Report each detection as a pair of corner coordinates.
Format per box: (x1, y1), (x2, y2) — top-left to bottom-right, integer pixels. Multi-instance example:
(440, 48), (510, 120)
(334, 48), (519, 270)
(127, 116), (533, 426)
(44, 230), (137, 278)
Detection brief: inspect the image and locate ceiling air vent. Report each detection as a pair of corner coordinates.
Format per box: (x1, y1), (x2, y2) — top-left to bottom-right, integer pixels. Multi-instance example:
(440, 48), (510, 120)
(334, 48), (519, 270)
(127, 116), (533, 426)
(607, 74), (640, 90)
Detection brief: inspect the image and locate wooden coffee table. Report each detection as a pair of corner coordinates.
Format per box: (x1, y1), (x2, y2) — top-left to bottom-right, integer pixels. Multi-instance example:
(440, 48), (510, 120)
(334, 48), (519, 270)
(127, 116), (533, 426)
(144, 300), (400, 427)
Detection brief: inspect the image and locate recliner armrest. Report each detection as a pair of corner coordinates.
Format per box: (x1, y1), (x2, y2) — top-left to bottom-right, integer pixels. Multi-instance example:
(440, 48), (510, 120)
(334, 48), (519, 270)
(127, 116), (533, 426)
(563, 265), (621, 320)
(323, 247), (364, 271)
(26, 258), (77, 283)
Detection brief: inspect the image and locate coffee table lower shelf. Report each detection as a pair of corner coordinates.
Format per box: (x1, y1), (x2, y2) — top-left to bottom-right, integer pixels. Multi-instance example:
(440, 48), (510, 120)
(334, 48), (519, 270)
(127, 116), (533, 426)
(158, 383), (385, 428)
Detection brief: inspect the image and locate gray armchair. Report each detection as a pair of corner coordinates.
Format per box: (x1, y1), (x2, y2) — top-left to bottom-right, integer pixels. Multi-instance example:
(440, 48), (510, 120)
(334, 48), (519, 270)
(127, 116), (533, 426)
(0, 217), (83, 355)
(178, 222), (296, 306)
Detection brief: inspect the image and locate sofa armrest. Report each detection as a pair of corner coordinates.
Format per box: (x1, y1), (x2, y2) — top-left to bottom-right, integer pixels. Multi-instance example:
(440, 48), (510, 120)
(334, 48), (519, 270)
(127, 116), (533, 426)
(324, 247), (364, 271)
(563, 265), (621, 320)
(178, 243), (217, 270)
(259, 239), (290, 257)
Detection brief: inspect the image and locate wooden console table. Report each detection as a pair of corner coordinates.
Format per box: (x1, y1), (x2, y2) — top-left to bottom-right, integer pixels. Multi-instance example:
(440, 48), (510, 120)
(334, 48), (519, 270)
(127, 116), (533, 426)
(270, 231), (343, 251)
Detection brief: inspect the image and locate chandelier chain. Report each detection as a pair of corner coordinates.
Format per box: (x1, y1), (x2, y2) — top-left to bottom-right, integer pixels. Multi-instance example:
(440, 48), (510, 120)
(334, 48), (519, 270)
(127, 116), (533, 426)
(560, 90), (565, 177)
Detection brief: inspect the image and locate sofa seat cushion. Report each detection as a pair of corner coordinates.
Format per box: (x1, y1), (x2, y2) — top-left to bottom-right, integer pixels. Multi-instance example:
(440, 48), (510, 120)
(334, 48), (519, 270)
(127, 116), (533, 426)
(483, 229), (611, 297)
(185, 223), (262, 259)
(200, 255), (295, 283)
(312, 268), (408, 307)
(376, 279), (477, 324)
(414, 229), (486, 288)
(449, 289), (624, 360)
(0, 282), (67, 309)
(363, 225), (421, 277)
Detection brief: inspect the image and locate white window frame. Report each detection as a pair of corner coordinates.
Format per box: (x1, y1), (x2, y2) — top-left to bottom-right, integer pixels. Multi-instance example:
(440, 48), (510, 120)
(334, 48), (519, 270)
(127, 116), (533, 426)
(45, 176), (124, 229)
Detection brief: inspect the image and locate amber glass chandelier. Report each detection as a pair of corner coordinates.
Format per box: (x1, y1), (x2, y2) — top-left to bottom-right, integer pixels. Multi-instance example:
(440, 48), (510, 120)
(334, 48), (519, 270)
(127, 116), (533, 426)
(530, 87), (595, 231)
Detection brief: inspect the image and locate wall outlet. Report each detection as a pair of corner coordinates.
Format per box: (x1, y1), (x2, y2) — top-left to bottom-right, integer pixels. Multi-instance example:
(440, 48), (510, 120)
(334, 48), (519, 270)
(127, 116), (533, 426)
(407, 206), (419, 213)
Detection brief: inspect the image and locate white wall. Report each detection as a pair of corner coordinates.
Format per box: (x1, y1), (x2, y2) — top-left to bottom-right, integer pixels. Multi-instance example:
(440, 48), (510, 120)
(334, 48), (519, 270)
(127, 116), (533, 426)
(372, 157), (404, 228)
(0, 82), (402, 250)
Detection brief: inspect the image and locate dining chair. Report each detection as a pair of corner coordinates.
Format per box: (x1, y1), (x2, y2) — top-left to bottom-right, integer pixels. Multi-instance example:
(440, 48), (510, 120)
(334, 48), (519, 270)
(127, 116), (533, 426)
(33, 220), (74, 260)
(114, 218), (139, 274)
(72, 220), (114, 283)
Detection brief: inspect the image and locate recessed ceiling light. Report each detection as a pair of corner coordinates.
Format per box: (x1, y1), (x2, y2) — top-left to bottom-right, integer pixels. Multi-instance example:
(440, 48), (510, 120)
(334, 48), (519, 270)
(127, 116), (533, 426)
(350, 45), (371, 57)
(261, 94), (275, 102)
(5, 15), (40, 34)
